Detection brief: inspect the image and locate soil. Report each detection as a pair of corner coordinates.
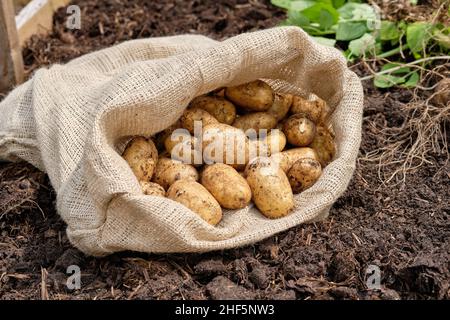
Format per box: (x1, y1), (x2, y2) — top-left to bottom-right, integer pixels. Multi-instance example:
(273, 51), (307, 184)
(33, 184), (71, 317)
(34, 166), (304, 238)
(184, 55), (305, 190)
(1, 0), (449, 300)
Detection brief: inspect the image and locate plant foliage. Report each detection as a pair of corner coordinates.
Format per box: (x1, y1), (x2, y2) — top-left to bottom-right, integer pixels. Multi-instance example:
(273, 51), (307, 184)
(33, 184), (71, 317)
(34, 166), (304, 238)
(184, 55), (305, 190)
(272, 0), (450, 88)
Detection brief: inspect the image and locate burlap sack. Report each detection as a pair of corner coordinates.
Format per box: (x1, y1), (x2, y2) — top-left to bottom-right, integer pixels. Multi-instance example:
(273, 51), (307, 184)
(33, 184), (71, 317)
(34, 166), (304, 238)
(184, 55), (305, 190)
(0, 27), (363, 256)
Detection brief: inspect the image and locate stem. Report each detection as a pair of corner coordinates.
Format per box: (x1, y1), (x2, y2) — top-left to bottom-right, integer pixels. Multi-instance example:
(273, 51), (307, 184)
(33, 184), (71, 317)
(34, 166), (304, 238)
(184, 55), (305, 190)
(360, 55), (450, 81)
(376, 46), (402, 59)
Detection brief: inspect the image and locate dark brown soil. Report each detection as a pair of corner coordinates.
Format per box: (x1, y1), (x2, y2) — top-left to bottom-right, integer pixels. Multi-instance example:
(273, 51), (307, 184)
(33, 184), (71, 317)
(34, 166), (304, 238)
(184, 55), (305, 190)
(1, 0), (449, 300)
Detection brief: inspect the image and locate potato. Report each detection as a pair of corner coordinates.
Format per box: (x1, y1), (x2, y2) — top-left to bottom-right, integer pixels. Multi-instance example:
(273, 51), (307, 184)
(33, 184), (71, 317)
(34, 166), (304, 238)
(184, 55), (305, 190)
(122, 136), (158, 182)
(272, 147), (319, 172)
(164, 131), (202, 166)
(139, 181), (166, 197)
(319, 100), (331, 124)
(310, 126), (336, 167)
(189, 95), (236, 125)
(153, 120), (182, 151)
(180, 108), (218, 134)
(167, 180), (222, 225)
(290, 95), (323, 123)
(287, 158), (322, 193)
(283, 114), (316, 147)
(201, 164), (251, 209)
(225, 80), (274, 111)
(432, 78), (450, 106)
(152, 157), (199, 190)
(249, 130), (286, 160)
(245, 157), (294, 218)
(232, 112), (277, 135)
(202, 123), (249, 170)
(267, 93), (293, 121)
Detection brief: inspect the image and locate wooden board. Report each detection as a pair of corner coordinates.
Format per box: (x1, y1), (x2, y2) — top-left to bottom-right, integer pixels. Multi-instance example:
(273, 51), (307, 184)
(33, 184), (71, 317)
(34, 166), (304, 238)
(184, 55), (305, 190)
(0, 0), (24, 92)
(16, 0), (70, 46)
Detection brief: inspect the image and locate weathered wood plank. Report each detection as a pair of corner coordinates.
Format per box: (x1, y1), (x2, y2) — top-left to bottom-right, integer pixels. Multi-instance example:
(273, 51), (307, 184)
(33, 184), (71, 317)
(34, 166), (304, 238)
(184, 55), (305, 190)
(16, 0), (71, 46)
(0, 0), (25, 92)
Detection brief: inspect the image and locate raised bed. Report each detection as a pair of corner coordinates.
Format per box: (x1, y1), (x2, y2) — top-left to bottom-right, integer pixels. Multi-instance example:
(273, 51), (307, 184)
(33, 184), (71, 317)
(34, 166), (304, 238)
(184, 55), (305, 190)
(0, 0), (69, 92)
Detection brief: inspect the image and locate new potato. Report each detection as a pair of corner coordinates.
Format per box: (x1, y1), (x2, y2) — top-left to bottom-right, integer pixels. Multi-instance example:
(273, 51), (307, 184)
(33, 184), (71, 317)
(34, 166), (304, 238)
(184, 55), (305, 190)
(153, 120), (181, 151)
(201, 164), (252, 209)
(283, 114), (316, 147)
(202, 123), (249, 170)
(164, 131), (202, 165)
(232, 112), (277, 134)
(122, 136), (158, 182)
(310, 126), (336, 167)
(140, 181), (166, 197)
(189, 95), (236, 125)
(267, 93), (293, 121)
(167, 180), (222, 225)
(291, 96), (323, 123)
(225, 80), (274, 111)
(272, 147), (319, 172)
(287, 158), (322, 193)
(245, 157), (294, 218)
(249, 130), (286, 159)
(152, 157), (199, 190)
(180, 108), (218, 134)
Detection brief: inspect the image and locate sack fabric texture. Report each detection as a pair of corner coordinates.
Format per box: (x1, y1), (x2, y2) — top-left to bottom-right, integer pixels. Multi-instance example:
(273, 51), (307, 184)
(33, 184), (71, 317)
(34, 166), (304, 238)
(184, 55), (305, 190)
(0, 27), (364, 256)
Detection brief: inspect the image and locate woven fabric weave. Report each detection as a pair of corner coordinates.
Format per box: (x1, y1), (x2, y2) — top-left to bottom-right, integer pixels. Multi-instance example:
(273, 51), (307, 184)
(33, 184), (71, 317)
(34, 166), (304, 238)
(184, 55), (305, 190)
(0, 27), (363, 256)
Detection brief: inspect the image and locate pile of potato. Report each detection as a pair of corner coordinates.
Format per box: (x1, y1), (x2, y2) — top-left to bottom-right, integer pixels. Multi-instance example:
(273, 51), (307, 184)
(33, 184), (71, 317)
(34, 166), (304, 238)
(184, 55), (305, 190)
(122, 80), (336, 225)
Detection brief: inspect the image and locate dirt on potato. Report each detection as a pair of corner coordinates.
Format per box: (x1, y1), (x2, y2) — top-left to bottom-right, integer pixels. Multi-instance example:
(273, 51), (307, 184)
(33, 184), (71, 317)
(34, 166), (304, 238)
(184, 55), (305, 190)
(1, 0), (449, 300)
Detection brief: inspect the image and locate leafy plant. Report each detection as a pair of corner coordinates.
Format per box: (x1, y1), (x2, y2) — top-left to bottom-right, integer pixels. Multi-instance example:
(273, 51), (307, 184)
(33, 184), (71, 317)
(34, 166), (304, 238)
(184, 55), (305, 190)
(272, 0), (450, 88)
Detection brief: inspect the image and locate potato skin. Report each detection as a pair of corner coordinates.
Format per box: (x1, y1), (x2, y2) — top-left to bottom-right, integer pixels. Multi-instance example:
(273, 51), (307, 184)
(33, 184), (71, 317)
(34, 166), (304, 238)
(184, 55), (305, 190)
(201, 164), (251, 209)
(272, 147), (319, 172)
(245, 157), (294, 218)
(152, 157), (199, 190)
(291, 96), (323, 123)
(249, 130), (286, 160)
(153, 120), (181, 151)
(287, 158), (322, 193)
(122, 136), (158, 182)
(189, 95), (236, 125)
(139, 181), (166, 197)
(167, 180), (222, 225)
(432, 78), (450, 106)
(225, 80), (274, 111)
(180, 108), (218, 134)
(267, 93), (293, 121)
(283, 114), (316, 147)
(202, 123), (249, 170)
(310, 126), (336, 167)
(232, 112), (277, 134)
(164, 131), (202, 166)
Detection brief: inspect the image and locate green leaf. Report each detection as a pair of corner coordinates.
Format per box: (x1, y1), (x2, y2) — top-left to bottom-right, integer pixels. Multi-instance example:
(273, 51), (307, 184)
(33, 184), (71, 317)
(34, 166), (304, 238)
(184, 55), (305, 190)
(402, 72), (420, 88)
(332, 0), (346, 8)
(286, 10), (310, 27)
(406, 22), (433, 53)
(338, 3), (376, 20)
(380, 21), (400, 41)
(319, 8), (335, 29)
(374, 74), (406, 88)
(312, 36), (337, 47)
(409, 0), (418, 5)
(290, 0), (316, 11)
(336, 21), (367, 40)
(301, 3), (339, 24)
(270, 0), (293, 10)
(348, 33), (376, 56)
